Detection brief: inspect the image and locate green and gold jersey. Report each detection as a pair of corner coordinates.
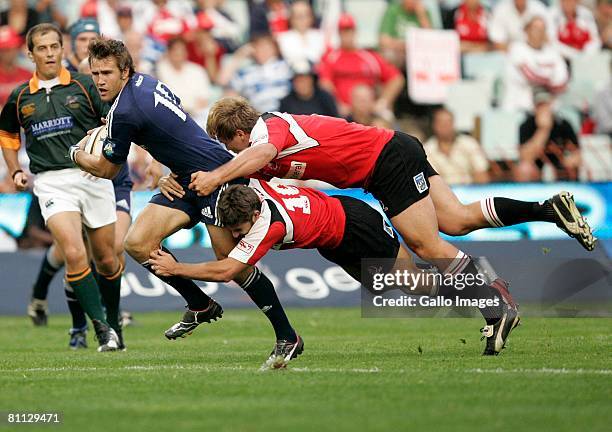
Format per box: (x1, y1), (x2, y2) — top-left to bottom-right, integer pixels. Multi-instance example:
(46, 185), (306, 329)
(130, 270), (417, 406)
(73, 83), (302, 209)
(0, 68), (108, 174)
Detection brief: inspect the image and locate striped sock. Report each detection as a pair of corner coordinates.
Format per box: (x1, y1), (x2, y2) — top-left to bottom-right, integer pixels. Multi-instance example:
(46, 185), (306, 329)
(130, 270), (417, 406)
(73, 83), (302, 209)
(481, 197), (556, 228)
(439, 251), (504, 324)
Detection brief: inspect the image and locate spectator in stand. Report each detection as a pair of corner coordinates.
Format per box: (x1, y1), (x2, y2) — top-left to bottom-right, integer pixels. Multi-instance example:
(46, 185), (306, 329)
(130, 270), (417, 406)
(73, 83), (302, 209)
(187, 12), (224, 84)
(551, 0), (601, 60)
(278, 1), (326, 66)
(116, 5), (135, 40)
(279, 60), (338, 117)
(592, 81), (612, 135)
(451, 0), (491, 53)
(157, 37), (211, 117)
(502, 16), (568, 112)
(594, 0), (612, 49)
(0, 26), (30, 109)
(424, 107), (490, 185)
(64, 19), (100, 72)
(318, 14), (405, 118)
(0, 0), (39, 37)
(518, 88), (581, 182)
(79, 0), (121, 39)
(220, 32), (293, 112)
(248, 0), (291, 37)
(346, 84), (377, 126)
(489, 0), (550, 51)
(122, 30), (154, 74)
(195, 0), (242, 53)
(147, 0), (191, 44)
(379, 0), (431, 69)
(35, 0), (67, 30)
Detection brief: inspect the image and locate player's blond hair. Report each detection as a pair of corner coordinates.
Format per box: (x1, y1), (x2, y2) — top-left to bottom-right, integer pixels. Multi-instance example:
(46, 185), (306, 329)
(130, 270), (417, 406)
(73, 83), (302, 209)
(206, 97), (260, 143)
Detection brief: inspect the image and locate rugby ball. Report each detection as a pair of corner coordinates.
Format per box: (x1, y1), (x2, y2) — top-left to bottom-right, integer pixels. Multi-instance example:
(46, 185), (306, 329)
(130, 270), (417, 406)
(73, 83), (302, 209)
(83, 124), (108, 156)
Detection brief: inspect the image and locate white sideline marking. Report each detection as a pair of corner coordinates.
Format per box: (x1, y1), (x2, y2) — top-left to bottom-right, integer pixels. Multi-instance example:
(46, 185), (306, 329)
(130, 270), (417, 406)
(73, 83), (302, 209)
(0, 365), (380, 374)
(466, 368), (612, 375)
(1, 366), (610, 375)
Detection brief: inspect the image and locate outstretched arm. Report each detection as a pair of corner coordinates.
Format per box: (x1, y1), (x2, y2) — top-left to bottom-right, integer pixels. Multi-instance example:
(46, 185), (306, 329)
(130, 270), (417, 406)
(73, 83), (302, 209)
(149, 249), (248, 282)
(189, 143), (278, 195)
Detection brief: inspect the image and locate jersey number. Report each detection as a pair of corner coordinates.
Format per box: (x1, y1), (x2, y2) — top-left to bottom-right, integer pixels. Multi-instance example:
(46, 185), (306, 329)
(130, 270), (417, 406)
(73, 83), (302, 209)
(154, 81), (186, 122)
(268, 183), (311, 214)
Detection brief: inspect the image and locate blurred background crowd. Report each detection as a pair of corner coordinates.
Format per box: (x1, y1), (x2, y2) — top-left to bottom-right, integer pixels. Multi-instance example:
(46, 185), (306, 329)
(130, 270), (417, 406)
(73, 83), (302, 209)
(0, 0), (610, 196)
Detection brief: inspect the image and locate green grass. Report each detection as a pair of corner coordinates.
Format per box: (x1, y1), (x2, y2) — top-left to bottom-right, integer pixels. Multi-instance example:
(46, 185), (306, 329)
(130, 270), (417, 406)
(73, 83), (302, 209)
(0, 309), (610, 432)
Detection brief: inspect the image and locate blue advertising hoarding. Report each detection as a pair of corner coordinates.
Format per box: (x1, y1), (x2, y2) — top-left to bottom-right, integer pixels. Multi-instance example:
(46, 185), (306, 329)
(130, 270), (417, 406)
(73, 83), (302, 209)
(1, 182), (610, 249)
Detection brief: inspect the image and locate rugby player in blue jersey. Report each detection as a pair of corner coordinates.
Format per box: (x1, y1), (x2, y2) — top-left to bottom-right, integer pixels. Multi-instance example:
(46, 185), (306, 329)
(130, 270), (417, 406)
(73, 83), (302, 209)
(71, 38), (301, 363)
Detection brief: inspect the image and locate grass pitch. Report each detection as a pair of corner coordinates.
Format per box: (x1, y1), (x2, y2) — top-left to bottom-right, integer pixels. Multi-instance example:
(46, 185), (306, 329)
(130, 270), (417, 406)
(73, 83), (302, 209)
(0, 308), (610, 432)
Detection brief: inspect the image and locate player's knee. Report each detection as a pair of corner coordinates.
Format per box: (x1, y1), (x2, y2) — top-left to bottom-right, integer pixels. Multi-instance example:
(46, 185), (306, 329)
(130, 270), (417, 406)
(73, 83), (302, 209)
(123, 231), (141, 258)
(62, 245), (87, 269)
(124, 232), (154, 262)
(95, 254), (117, 275)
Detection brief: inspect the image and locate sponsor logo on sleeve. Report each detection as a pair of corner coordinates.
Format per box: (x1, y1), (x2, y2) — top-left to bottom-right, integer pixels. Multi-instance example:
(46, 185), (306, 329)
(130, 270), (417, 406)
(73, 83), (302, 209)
(103, 141), (114, 157)
(287, 161), (307, 179)
(413, 172), (428, 193)
(237, 239), (255, 255)
(65, 95), (80, 109)
(20, 103), (36, 118)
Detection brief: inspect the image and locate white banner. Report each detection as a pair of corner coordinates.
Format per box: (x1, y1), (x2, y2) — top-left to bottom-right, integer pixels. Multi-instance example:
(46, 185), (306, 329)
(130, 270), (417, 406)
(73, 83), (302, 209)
(407, 28), (460, 104)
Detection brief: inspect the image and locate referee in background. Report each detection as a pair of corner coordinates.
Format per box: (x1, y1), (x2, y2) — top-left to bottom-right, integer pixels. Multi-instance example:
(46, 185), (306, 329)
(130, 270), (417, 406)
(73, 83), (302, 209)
(0, 23), (122, 351)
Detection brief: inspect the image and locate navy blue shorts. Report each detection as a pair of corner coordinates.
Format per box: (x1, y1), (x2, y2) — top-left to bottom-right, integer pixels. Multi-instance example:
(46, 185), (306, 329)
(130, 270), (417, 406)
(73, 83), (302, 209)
(150, 177), (249, 228)
(114, 186), (132, 214)
(113, 164), (134, 214)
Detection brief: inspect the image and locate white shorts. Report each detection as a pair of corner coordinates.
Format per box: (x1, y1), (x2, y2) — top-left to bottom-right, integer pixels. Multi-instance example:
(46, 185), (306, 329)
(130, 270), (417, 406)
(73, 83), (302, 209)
(33, 168), (117, 229)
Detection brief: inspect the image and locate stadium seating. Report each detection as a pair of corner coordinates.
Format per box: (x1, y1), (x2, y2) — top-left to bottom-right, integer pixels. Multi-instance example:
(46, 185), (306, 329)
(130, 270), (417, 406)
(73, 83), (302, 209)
(579, 134), (612, 182)
(479, 109), (525, 161)
(445, 79), (492, 132)
(462, 51), (507, 104)
(344, 0), (388, 48)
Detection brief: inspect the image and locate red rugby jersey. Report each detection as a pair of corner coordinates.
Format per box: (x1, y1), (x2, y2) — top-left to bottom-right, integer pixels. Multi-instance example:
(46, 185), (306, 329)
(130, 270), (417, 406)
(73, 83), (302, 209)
(249, 112), (394, 188)
(228, 179), (346, 266)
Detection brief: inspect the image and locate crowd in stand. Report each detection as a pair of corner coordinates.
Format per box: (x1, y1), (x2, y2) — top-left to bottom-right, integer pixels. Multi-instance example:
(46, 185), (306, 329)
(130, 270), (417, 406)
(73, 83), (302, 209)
(0, 0), (610, 193)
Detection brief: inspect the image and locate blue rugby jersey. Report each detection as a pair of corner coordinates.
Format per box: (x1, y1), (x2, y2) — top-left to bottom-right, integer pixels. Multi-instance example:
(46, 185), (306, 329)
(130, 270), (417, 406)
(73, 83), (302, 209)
(102, 73), (232, 183)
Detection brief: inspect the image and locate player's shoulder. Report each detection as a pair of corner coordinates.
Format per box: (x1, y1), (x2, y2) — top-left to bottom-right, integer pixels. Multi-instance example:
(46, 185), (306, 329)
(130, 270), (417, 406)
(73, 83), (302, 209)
(70, 71), (95, 86)
(6, 81), (29, 102)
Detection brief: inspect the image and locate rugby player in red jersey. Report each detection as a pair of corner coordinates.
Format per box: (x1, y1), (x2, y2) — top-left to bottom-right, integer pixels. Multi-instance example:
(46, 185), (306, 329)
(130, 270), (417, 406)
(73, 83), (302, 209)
(150, 180), (510, 365)
(184, 97), (596, 355)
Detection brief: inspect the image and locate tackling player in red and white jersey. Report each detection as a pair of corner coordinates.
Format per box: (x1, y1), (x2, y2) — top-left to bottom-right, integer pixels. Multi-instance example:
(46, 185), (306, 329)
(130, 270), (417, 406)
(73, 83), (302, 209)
(184, 96), (596, 355)
(149, 180), (479, 366)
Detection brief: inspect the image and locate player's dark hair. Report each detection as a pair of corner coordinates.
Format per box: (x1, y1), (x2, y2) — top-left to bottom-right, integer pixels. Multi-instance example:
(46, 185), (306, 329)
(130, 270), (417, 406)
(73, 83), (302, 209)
(218, 185), (262, 227)
(26, 23), (63, 52)
(88, 37), (135, 77)
(207, 97), (261, 143)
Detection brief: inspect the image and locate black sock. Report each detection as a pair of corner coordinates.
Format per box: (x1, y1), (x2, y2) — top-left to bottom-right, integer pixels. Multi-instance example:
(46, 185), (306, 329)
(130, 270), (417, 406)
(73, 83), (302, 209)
(481, 197), (556, 227)
(64, 283), (88, 330)
(438, 252), (504, 324)
(241, 267), (296, 342)
(142, 246), (211, 310)
(32, 249), (62, 300)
